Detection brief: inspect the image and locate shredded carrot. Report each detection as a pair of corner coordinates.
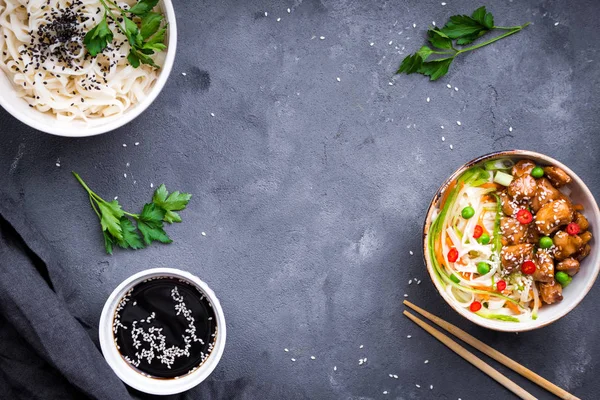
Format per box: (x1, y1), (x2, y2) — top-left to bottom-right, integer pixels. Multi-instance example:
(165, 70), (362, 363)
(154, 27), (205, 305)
(574, 204), (585, 211)
(445, 236), (454, 247)
(434, 238), (445, 267)
(439, 179), (458, 210)
(472, 286), (492, 291)
(506, 301), (521, 314)
(479, 182), (500, 189)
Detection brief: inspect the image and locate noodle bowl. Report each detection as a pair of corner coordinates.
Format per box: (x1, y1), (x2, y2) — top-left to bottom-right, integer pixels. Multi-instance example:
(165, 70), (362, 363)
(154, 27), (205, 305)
(0, 0), (175, 135)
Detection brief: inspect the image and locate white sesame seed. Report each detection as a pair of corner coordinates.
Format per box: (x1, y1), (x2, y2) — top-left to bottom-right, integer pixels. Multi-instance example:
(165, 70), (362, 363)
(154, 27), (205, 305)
(388, 82), (394, 86)
(416, 384), (421, 388)
(404, 294), (408, 297)
(201, 232), (206, 236)
(134, 142), (139, 146)
(424, 360), (429, 364)
(334, 366), (337, 371)
(284, 348), (289, 352)
(389, 374), (393, 378)
(441, 2), (446, 5)
(442, 136), (445, 141)
(264, 11), (268, 16)
(426, 97), (430, 102)
(509, 126), (513, 132)
(336, 77), (341, 82)
(393, 375), (398, 379)
(407, 335), (411, 338)
(360, 345), (364, 349)
(291, 358), (296, 361)
(126, 162), (130, 167)
(454, 86), (458, 91)
(450, 144), (454, 150)
(389, 40), (393, 45)
(182, 72), (187, 76)
(364, 358), (367, 362)
(409, 279), (413, 284)
(56, 163), (60, 167)
(320, 36), (325, 40)
(430, 385), (434, 390)
(370, 42), (374, 46)
(456, 121), (461, 125)
(412, 23), (416, 28)
(432, 21), (436, 26)
(287, 8), (291, 13)
(277, 17), (281, 21)
(210, 112), (215, 117)
(409, 250), (414, 255)
(554, 22), (559, 26)
(383, 391), (388, 395)
(114, 196), (118, 200)
(122, 143), (127, 147)
(310, 356), (316, 360)
(446, 84), (451, 88)
(123, 173), (127, 178)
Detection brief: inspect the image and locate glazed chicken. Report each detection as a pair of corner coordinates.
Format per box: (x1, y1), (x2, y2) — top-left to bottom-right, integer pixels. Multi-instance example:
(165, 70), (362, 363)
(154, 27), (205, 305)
(499, 160), (592, 305)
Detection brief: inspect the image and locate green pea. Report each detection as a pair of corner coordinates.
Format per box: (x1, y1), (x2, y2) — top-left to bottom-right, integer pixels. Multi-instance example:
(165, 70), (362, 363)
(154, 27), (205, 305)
(555, 271), (572, 287)
(450, 274), (461, 284)
(531, 166), (544, 178)
(461, 206), (475, 219)
(539, 236), (553, 249)
(477, 262), (490, 275)
(478, 233), (491, 245)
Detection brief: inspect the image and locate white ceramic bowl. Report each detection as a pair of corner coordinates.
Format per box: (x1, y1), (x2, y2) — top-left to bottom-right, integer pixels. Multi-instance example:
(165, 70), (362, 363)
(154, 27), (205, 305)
(0, 0), (176, 137)
(99, 268), (226, 395)
(423, 150), (600, 332)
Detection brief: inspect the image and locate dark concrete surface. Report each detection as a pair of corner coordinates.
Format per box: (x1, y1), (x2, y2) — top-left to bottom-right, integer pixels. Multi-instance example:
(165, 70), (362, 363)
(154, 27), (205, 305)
(1, 0), (599, 398)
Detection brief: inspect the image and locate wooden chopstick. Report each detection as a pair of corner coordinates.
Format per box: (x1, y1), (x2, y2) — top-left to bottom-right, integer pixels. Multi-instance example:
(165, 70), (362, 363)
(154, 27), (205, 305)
(403, 310), (537, 400)
(404, 300), (580, 400)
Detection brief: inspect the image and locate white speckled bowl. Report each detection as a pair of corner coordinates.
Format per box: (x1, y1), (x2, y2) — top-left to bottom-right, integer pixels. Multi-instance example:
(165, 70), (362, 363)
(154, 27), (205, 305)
(99, 268), (226, 395)
(423, 150), (600, 332)
(0, 0), (176, 137)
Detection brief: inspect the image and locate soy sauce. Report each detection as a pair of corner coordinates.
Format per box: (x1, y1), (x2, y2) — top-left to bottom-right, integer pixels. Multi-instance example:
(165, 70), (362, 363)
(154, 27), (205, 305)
(113, 277), (217, 378)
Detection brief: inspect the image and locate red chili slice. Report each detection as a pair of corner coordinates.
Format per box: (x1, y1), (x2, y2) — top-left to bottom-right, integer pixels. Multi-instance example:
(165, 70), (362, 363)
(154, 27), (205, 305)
(470, 301), (482, 312)
(447, 248), (459, 263)
(516, 209), (533, 224)
(496, 280), (507, 291)
(521, 260), (536, 275)
(566, 222), (581, 236)
(473, 225), (483, 239)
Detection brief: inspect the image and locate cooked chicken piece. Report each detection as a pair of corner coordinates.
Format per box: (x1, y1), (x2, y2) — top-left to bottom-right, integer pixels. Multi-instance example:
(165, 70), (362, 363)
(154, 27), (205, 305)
(534, 199), (574, 235)
(544, 166), (572, 188)
(556, 258), (580, 276)
(533, 248), (554, 282)
(553, 230), (583, 261)
(501, 217), (527, 245)
(580, 231), (593, 245)
(508, 175), (537, 201)
(577, 244), (591, 262)
(512, 160), (536, 177)
(539, 280), (563, 304)
(500, 243), (534, 271)
(531, 178), (561, 212)
(499, 190), (525, 217)
(526, 223), (540, 244)
(573, 212), (590, 231)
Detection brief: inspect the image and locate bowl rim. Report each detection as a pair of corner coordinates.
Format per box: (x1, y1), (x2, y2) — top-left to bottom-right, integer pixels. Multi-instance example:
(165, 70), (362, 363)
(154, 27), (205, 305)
(422, 150), (600, 332)
(98, 268), (226, 395)
(0, 0), (177, 137)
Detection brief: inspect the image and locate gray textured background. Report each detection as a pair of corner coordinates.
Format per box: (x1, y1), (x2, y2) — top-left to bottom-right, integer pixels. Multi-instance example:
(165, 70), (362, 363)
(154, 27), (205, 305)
(1, 0), (599, 398)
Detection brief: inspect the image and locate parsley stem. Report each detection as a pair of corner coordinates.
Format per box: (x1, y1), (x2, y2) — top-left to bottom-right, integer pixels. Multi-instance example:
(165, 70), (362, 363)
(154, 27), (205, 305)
(457, 23), (530, 54)
(89, 195), (102, 220)
(98, 0), (126, 35)
(123, 211), (140, 219)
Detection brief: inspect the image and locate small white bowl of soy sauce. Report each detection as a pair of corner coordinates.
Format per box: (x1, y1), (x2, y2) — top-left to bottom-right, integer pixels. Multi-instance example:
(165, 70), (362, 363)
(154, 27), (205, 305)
(99, 268), (226, 395)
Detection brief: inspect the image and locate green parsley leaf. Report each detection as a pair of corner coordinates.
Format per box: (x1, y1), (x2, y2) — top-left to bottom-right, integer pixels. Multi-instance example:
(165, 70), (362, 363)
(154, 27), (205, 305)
(140, 12), (163, 39)
(83, 18), (113, 57)
(396, 6), (529, 81)
(428, 29), (453, 50)
(152, 184), (192, 224)
(418, 58), (454, 81)
(127, 50), (140, 68)
(103, 232), (114, 255)
(137, 203), (172, 245)
(128, 0), (159, 16)
(98, 200), (124, 240)
(142, 25), (167, 52)
(116, 218), (145, 249)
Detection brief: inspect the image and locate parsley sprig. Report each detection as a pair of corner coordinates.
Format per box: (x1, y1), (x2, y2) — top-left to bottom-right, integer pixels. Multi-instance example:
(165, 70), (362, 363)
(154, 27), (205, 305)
(397, 6), (530, 81)
(73, 172), (191, 254)
(84, 0), (167, 68)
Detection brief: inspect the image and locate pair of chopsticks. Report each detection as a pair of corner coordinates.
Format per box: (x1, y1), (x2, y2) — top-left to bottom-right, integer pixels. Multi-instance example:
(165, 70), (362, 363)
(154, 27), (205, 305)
(403, 300), (580, 400)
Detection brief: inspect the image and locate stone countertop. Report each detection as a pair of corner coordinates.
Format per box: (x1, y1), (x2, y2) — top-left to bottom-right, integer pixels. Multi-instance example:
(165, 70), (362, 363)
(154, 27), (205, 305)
(1, 0), (599, 398)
